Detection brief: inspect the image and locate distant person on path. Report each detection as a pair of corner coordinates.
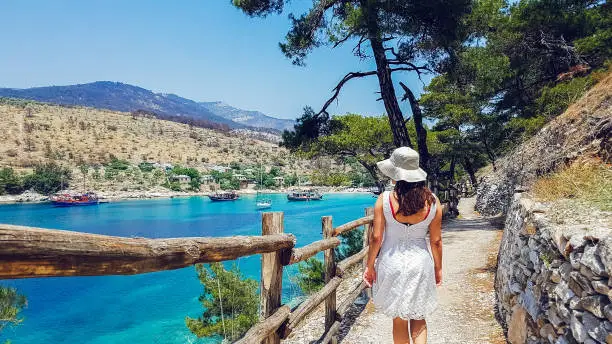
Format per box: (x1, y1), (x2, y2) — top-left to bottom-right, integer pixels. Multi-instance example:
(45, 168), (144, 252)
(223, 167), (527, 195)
(363, 147), (443, 344)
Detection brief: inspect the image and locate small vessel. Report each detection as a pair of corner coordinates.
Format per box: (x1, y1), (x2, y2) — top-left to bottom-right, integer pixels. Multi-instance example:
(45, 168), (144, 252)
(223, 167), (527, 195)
(256, 198), (272, 209)
(208, 191), (240, 202)
(287, 189), (323, 201)
(50, 192), (100, 206)
(255, 165), (272, 209)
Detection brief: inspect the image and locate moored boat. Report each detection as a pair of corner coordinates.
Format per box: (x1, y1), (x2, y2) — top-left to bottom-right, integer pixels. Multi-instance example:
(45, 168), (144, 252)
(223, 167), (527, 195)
(256, 199), (272, 209)
(287, 190), (323, 201)
(50, 192), (99, 206)
(208, 191), (240, 201)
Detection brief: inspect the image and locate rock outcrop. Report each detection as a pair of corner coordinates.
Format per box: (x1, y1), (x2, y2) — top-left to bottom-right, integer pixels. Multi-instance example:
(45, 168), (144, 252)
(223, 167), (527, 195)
(476, 72), (612, 216)
(495, 193), (611, 344)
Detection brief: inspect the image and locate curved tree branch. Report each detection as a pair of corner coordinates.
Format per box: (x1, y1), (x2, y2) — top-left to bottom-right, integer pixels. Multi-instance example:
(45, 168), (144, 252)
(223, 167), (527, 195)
(318, 71), (377, 115)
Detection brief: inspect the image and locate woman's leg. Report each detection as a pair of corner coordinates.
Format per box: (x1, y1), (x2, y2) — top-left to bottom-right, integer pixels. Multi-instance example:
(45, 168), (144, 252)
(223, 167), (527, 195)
(410, 319), (427, 344)
(392, 317), (410, 344)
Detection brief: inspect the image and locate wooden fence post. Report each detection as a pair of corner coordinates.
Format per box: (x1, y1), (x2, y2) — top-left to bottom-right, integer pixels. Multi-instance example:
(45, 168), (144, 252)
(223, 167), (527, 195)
(261, 212), (284, 344)
(322, 216), (337, 344)
(362, 207), (374, 299)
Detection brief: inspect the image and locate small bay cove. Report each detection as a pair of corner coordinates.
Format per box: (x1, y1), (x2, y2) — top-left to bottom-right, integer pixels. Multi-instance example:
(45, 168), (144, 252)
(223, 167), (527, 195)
(0, 193), (374, 344)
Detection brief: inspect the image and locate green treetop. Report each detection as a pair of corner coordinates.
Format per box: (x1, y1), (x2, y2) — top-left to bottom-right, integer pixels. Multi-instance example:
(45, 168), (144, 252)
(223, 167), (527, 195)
(0, 286), (27, 333)
(185, 263), (258, 342)
(233, 0), (473, 164)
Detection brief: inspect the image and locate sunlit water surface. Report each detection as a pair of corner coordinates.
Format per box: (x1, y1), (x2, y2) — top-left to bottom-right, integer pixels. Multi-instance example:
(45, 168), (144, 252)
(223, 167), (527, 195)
(0, 193), (374, 344)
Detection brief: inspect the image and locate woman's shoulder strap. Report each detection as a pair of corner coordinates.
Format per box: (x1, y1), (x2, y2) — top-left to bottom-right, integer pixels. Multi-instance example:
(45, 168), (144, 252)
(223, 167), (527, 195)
(426, 193), (438, 222)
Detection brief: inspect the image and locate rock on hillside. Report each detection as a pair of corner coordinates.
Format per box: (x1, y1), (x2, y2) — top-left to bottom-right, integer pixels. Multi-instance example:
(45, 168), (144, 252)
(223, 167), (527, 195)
(200, 101), (294, 131)
(476, 72), (612, 216)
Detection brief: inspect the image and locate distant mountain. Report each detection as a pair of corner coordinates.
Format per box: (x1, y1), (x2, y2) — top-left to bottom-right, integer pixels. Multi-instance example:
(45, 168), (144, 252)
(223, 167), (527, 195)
(0, 81), (294, 131)
(200, 101), (294, 131)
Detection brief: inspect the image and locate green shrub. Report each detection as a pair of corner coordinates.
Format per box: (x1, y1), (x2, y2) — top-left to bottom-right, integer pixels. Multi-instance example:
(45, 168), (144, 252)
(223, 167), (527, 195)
(163, 181), (182, 192)
(172, 166), (201, 190)
(185, 263), (258, 341)
(106, 157), (130, 171)
(138, 162), (155, 172)
(220, 179), (240, 190)
(23, 163), (71, 194)
(0, 286), (27, 332)
(335, 228), (364, 261)
(536, 74), (597, 120)
(295, 258), (325, 294)
(0, 168), (24, 195)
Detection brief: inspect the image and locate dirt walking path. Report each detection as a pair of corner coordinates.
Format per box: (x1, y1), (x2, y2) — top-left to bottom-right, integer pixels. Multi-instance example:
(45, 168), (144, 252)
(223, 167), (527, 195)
(339, 198), (505, 344)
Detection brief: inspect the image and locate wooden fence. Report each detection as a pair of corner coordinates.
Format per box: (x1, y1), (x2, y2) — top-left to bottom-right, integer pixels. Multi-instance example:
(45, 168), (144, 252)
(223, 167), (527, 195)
(0, 208), (375, 344)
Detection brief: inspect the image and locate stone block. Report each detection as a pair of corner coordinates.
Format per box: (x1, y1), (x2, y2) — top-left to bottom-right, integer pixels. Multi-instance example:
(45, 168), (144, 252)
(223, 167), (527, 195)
(598, 237), (611, 277)
(552, 269), (562, 283)
(548, 304), (566, 328)
(509, 304), (528, 344)
(530, 250), (541, 267)
(581, 244), (607, 277)
(582, 311), (608, 343)
(560, 262), (573, 279)
(571, 314), (588, 343)
(570, 271), (595, 297)
(540, 323), (557, 342)
(577, 295), (609, 319)
(556, 281), (576, 303)
(604, 303), (612, 322)
(592, 280), (610, 296)
(570, 297), (584, 310)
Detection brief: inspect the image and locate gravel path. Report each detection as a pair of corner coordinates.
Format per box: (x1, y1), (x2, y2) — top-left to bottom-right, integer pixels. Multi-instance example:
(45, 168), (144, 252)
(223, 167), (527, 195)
(338, 198), (505, 344)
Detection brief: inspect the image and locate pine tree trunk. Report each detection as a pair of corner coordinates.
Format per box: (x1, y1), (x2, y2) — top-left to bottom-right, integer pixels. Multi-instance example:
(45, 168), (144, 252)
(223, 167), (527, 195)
(360, 161), (384, 194)
(361, 0), (412, 148)
(462, 157), (477, 187)
(403, 86), (430, 170)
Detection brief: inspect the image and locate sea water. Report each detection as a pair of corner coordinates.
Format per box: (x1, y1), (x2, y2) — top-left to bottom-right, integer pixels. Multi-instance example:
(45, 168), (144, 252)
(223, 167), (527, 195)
(0, 193), (374, 344)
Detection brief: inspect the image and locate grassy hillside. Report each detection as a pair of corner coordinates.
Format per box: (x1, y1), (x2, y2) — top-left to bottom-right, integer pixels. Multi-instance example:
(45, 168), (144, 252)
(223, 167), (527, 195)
(475, 71), (612, 215)
(0, 98), (313, 192)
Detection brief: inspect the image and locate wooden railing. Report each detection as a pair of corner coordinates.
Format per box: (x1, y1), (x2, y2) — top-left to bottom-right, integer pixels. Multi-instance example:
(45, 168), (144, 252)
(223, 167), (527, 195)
(0, 208), (375, 344)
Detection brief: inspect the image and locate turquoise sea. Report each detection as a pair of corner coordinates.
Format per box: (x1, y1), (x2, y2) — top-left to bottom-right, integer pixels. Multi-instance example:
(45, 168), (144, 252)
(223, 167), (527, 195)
(0, 193), (374, 344)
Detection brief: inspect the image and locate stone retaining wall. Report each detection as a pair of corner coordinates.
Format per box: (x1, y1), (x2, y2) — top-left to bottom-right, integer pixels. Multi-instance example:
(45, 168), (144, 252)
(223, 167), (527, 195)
(495, 193), (611, 344)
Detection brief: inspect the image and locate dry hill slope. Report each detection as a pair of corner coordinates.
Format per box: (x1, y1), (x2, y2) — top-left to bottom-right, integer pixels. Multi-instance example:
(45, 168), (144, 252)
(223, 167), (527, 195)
(0, 99), (302, 171)
(476, 71), (612, 216)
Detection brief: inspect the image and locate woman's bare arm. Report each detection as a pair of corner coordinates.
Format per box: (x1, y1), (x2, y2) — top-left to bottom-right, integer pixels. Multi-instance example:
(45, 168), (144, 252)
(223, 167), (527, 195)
(429, 198), (443, 285)
(364, 195), (385, 286)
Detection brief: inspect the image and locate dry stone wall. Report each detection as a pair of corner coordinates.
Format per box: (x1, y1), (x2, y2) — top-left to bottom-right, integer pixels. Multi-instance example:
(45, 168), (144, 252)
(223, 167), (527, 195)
(496, 193), (611, 344)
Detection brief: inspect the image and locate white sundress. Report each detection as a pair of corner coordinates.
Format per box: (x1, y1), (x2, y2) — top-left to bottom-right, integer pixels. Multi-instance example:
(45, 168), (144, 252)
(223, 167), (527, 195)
(372, 191), (438, 320)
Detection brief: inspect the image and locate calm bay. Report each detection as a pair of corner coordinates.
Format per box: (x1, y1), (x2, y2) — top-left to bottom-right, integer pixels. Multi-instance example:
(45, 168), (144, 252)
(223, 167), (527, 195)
(0, 193), (374, 344)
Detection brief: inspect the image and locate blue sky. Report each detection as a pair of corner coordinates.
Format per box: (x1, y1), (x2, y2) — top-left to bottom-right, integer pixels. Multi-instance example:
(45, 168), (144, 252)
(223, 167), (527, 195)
(0, 0), (430, 119)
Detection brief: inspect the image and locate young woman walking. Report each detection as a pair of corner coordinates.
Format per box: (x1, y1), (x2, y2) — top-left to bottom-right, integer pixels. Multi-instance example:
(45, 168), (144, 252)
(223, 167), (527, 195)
(364, 147), (443, 344)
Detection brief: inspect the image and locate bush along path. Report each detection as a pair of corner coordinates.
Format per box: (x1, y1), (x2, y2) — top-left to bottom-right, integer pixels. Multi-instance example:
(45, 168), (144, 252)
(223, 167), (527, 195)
(340, 197), (505, 344)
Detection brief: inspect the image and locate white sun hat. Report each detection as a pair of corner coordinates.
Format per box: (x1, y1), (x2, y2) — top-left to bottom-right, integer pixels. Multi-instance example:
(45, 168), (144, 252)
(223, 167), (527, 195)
(376, 147), (427, 182)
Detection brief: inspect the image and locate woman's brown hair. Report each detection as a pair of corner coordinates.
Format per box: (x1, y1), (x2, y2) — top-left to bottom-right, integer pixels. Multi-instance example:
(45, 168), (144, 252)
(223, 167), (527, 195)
(394, 180), (436, 216)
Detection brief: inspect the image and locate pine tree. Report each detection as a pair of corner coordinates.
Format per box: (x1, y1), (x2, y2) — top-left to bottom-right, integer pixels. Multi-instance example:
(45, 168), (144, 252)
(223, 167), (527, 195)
(185, 263), (258, 342)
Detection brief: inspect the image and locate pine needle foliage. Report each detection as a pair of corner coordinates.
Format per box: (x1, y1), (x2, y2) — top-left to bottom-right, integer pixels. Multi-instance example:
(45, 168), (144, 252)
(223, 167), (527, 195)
(295, 258), (326, 295)
(0, 286), (27, 332)
(185, 263), (258, 342)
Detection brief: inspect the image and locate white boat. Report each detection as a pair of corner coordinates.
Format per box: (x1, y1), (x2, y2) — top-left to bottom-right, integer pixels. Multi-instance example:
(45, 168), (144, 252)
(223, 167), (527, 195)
(256, 199), (272, 209)
(255, 164), (272, 209)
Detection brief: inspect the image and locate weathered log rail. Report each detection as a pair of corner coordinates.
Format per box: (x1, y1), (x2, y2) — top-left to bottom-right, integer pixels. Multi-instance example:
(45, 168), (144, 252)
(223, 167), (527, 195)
(0, 208), (375, 343)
